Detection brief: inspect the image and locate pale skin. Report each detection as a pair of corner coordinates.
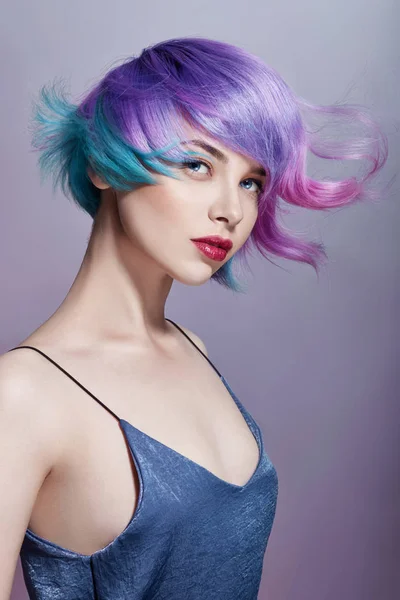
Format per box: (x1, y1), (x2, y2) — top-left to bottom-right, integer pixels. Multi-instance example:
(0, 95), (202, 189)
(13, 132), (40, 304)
(0, 123), (268, 597)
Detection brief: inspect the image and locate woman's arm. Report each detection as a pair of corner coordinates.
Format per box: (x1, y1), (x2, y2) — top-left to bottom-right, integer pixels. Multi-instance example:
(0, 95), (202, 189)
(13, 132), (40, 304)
(0, 353), (59, 600)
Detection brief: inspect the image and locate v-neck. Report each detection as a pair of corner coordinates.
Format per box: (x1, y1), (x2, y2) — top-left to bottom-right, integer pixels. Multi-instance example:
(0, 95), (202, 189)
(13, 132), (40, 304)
(119, 373), (264, 492)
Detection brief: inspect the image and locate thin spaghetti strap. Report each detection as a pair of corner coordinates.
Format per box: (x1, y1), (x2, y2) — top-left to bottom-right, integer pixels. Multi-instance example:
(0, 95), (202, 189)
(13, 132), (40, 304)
(7, 345), (121, 421)
(165, 318), (222, 378)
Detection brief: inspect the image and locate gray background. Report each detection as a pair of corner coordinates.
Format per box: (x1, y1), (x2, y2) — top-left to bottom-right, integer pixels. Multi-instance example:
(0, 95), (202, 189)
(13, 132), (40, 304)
(1, 1), (398, 598)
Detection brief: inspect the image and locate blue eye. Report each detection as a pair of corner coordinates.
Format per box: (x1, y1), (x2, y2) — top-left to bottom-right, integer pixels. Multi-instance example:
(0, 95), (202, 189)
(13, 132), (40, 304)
(180, 159), (264, 197)
(242, 178), (264, 194)
(180, 159), (211, 173)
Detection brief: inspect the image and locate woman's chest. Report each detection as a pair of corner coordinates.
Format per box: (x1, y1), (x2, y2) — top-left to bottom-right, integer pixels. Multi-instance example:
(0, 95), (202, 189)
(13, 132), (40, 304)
(28, 351), (261, 555)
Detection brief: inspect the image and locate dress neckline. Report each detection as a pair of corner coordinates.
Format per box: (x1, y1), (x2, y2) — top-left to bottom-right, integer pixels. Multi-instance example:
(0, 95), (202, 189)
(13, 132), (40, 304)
(119, 373), (264, 492)
(23, 374), (265, 560)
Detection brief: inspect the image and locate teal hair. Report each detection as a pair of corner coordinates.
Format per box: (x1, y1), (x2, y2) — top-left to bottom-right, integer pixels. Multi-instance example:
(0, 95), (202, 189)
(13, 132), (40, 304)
(29, 37), (388, 294)
(30, 77), (252, 293)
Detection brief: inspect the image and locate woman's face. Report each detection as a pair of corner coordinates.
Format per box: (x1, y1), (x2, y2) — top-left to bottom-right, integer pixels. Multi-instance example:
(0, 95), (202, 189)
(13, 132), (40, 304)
(90, 127), (267, 286)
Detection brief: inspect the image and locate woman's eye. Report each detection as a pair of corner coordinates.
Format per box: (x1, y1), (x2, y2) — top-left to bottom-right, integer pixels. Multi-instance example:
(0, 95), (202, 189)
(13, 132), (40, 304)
(180, 160), (264, 197)
(242, 178), (264, 196)
(181, 159), (210, 174)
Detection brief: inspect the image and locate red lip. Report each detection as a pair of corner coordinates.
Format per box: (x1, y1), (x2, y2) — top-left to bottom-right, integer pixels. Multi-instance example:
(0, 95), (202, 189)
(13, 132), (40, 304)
(192, 241), (227, 262)
(190, 236), (233, 251)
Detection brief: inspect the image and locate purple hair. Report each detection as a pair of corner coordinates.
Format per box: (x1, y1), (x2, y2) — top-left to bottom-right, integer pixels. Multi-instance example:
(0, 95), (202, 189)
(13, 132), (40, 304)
(30, 36), (389, 292)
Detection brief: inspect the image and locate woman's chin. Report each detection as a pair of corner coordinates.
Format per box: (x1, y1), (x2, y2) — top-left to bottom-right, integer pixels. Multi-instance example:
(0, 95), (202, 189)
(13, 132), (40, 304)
(170, 264), (216, 286)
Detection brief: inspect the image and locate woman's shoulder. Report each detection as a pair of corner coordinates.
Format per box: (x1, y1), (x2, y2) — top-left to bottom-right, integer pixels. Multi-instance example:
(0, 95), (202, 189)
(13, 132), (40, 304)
(0, 347), (70, 463)
(0, 345), (49, 398)
(170, 322), (208, 357)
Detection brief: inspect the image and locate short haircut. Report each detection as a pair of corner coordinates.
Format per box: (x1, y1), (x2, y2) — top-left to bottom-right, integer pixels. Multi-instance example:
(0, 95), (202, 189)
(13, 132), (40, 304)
(30, 36), (389, 292)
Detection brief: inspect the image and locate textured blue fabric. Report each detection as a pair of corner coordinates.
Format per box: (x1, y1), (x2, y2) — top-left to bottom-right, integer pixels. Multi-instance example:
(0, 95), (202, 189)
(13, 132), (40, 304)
(10, 319), (279, 599)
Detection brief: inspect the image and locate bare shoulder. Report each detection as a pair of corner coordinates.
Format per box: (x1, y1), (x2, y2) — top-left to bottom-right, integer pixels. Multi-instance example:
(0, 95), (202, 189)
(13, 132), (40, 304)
(0, 348), (68, 464)
(0, 348), (44, 411)
(174, 323), (208, 357)
(0, 349), (68, 592)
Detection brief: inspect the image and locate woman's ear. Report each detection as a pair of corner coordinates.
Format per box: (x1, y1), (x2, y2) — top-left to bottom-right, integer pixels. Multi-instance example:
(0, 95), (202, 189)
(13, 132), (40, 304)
(87, 166), (110, 190)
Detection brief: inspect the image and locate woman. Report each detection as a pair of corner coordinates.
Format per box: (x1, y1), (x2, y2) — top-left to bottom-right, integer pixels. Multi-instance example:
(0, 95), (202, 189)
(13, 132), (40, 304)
(0, 36), (387, 599)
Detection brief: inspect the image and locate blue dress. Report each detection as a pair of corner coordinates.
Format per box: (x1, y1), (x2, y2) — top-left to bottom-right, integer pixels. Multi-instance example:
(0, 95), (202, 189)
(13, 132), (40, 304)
(8, 318), (278, 599)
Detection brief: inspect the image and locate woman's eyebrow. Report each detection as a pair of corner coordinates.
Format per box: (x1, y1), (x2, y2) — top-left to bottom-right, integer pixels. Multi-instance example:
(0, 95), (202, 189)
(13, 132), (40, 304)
(181, 139), (267, 177)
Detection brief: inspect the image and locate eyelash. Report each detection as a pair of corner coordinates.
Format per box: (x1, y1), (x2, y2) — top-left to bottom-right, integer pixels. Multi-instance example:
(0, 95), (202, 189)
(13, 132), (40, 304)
(179, 159), (265, 197)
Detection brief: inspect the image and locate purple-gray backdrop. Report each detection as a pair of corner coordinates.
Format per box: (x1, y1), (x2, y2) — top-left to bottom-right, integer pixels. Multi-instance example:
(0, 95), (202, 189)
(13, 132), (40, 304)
(1, 0), (398, 598)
